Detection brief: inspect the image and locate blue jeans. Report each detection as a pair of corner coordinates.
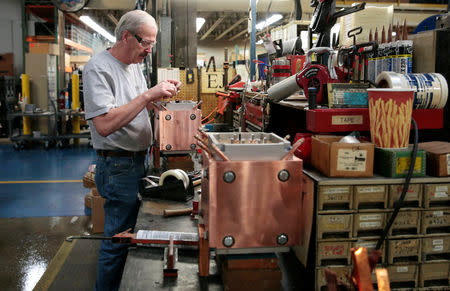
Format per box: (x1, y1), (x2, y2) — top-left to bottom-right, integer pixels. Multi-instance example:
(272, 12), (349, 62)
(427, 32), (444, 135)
(94, 155), (145, 291)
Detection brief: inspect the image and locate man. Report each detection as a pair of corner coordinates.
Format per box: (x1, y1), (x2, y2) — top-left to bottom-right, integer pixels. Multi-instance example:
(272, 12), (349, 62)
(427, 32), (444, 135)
(84, 10), (181, 291)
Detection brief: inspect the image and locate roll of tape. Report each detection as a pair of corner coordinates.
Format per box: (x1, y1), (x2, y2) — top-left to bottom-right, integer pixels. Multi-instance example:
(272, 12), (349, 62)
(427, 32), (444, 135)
(376, 71), (448, 109)
(159, 169), (188, 189)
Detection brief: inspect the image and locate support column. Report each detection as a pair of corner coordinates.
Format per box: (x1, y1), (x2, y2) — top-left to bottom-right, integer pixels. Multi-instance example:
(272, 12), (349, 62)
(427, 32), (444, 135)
(171, 0), (197, 68)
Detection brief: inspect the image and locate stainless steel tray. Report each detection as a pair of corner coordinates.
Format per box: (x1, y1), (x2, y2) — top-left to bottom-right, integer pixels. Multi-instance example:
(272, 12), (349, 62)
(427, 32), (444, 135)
(207, 132), (290, 161)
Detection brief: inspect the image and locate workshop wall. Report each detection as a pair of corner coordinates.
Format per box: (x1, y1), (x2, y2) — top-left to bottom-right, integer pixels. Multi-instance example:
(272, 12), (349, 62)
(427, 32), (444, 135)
(0, 0), (23, 78)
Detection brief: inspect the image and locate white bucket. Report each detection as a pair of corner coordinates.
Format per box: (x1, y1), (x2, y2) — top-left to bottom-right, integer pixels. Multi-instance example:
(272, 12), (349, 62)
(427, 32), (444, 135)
(376, 71), (448, 109)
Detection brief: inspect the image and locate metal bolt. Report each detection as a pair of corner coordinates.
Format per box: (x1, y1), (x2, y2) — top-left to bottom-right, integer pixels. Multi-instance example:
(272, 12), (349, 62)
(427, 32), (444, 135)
(277, 234), (288, 245)
(278, 170), (290, 182)
(223, 236), (235, 247)
(165, 114), (172, 121)
(190, 114), (196, 120)
(165, 144), (172, 150)
(223, 171), (235, 183)
(190, 143), (197, 150)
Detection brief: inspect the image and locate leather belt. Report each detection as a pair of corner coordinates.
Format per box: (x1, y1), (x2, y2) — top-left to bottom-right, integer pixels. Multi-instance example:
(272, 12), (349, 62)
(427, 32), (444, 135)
(97, 149), (147, 158)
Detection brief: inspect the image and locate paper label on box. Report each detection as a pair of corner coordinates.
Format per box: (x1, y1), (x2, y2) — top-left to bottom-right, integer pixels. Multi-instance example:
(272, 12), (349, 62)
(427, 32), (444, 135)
(396, 157), (422, 174)
(332, 115), (363, 125)
(337, 149), (367, 171)
(359, 214), (382, 221)
(360, 221), (381, 228)
(447, 154), (450, 175)
(357, 186), (384, 193)
(397, 266), (408, 273)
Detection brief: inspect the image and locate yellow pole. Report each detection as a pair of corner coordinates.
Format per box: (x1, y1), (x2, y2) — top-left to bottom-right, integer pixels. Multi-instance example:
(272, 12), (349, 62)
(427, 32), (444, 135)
(21, 74), (31, 135)
(71, 73), (80, 144)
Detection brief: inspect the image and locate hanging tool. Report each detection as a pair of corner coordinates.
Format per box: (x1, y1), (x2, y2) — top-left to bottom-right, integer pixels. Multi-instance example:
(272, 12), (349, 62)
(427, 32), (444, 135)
(267, 47), (343, 104)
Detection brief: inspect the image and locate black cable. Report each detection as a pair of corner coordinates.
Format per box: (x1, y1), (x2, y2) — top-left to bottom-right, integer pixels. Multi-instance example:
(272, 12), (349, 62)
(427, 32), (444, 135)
(376, 118), (418, 250)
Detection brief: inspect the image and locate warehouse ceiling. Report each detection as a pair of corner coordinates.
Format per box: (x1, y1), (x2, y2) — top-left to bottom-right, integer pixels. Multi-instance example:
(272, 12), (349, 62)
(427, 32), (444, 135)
(68, 0), (305, 42)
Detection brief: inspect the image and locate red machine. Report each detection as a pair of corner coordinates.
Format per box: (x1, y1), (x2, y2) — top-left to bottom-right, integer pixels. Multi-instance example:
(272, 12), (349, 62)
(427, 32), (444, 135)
(268, 47), (346, 104)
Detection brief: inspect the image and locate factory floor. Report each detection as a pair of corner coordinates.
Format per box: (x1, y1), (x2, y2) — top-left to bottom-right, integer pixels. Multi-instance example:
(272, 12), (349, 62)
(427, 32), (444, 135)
(0, 138), (97, 291)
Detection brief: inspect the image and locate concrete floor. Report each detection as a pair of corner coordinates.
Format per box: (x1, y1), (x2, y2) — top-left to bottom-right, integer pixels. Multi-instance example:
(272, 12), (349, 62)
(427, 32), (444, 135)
(0, 138), (98, 290)
(0, 216), (92, 291)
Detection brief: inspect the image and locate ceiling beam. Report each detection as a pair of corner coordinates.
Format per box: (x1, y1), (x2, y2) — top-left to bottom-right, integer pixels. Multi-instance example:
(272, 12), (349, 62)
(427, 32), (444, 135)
(200, 16), (225, 40)
(229, 28), (248, 41)
(107, 13), (119, 26)
(215, 17), (247, 40)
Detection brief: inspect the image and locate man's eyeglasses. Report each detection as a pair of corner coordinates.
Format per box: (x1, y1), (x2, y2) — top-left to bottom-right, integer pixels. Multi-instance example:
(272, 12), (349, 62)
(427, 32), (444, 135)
(132, 33), (156, 49)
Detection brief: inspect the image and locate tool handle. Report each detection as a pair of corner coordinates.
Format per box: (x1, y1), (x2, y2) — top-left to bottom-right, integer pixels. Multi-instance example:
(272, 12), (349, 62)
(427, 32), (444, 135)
(163, 208), (193, 217)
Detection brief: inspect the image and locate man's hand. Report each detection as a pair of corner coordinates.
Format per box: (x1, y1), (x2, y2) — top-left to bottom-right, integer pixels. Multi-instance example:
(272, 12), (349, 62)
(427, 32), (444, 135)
(146, 80), (182, 103)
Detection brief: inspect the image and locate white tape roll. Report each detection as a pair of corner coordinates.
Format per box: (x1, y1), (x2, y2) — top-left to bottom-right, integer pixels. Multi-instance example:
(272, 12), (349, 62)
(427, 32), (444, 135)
(159, 169), (189, 189)
(376, 71), (448, 109)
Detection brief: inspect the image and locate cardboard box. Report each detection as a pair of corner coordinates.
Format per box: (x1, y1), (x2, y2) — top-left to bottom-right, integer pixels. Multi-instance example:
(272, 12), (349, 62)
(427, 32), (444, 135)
(91, 195), (105, 234)
(311, 135), (374, 177)
(418, 141), (450, 177)
(29, 42), (59, 55)
(374, 147), (426, 178)
(0, 53), (14, 76)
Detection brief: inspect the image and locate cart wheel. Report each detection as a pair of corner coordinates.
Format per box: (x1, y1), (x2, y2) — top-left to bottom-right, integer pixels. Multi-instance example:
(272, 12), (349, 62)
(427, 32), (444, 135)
(13, 142), (21, 150)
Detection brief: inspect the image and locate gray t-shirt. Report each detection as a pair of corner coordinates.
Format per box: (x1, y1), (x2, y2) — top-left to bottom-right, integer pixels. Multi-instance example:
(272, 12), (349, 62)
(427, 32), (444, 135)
(84, 50), (152, 151)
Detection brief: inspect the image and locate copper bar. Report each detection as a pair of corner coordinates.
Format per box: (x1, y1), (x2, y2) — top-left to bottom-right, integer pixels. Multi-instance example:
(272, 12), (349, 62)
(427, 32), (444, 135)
(374, 27), (378, 42)
(375, 268), (391, 291)
(195, 136), (212, 157)
(381, 26), (386, 44)
(352, 247), (374, 291)
(369, 29), (373, 42)
(210, 143), (231, 161)
(198, 224), (210, 277)
(281, 138), (305, 161)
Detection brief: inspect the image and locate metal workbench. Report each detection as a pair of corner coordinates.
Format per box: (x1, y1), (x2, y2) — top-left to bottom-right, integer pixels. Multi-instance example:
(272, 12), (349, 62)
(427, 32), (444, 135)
(119, 198), (308, 290)
(119, 199), (223, 291)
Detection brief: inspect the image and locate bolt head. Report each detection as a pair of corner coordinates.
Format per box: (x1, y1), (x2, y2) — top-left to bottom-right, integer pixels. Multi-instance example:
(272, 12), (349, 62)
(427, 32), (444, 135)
(190, 114), (196, 120)
(165, 144), (172, 150)
(278, 170), (290, 182)
(223, 171), (235, 183)
(277, 234), (288, 245)
(165, 114), (172, 121)
(190, 143), (197, 150)
(223, 236), (235, 247)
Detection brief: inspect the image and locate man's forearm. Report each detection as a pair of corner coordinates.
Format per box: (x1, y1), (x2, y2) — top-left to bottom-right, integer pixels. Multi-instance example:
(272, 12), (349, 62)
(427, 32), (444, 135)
(93, 93), (149, 137)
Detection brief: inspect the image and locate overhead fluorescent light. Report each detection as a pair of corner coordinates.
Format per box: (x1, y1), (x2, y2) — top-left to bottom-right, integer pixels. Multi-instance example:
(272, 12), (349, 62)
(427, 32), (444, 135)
(80, 15), (116, 43)
(255, 14), (283, 31)
(197, 17), (205, 33)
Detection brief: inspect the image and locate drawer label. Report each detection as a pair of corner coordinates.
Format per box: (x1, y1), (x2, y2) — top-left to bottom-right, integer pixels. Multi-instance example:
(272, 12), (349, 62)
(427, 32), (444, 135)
(332, 115), (363, 125)
(337, 149), (367, 172)
(357, 186), (385, 193)
(322, 187), (349, 194)
(360, 214), (382, 221)
(432, 239), (444, 251)
(360, 221), (381, 228)
(434, 191), (448, 198)
(397, 266), (408, 273)
(435, 185), (448, 192)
